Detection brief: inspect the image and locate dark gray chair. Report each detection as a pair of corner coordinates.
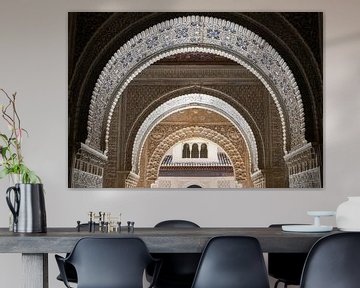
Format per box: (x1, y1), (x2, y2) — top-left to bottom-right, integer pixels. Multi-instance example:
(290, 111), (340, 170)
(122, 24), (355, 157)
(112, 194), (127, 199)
(300, 232), (360, 288)
(148, 220), (201, 288)
(56, 262), (77, 284)
(154, 220), (200, 229)
(55, 237), (160, 288)
(191, 236), (270, 288)
(268, 224), (308, 288)
(56, 223), (99, 284)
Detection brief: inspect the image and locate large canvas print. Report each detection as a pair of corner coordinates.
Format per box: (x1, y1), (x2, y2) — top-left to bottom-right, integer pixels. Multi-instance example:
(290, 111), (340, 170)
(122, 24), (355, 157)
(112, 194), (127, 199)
(68, 12), (323, 188)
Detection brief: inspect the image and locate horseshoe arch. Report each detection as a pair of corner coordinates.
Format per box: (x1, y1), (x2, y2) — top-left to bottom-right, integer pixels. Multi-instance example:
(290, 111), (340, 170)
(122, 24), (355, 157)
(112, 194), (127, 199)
(86, 15), (306, 157)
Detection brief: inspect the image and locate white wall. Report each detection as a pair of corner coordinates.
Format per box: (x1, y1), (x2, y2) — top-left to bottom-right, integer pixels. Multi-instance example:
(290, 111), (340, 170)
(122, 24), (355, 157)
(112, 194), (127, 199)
(0, 0), (360, 287)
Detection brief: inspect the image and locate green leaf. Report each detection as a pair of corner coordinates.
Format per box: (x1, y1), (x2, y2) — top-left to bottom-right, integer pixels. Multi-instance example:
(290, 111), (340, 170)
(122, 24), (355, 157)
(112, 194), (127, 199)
(1, 146), (8, 158)
(0, 168), (9, 179)
(28, 170), (41, 184)
(18, 164), (41, 184)
(0, 133), (8, 141)
(21, 128), (29, 137)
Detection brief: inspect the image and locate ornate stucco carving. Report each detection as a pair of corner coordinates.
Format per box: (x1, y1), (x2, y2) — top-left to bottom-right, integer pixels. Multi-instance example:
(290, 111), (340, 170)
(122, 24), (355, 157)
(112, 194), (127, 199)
(288, 167), (321, 188)
(72, 170), (103, 188)
(132, 93), (258, 175)
(132, 65), (258, 83)
(284, 143), (322, 188)
(86, 15), (306, 156)
(251, 170), (266, 188)
(71, 143), (106, 188)
(125, 171), (140, 188)
(145, 122), (248, 165)
(145, 126), (248, 185)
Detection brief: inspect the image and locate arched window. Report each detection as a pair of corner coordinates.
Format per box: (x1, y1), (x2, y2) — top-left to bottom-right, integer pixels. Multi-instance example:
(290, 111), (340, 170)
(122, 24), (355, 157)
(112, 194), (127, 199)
(182, 143), (190, 158)
(191, 143), (199, 158)
(200, 143), (208, 158)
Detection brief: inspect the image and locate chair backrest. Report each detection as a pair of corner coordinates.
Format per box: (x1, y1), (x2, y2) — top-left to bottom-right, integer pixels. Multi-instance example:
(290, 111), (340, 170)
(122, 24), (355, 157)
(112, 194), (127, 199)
(300, 232), (360, 288)
(191, 236), (270, 288)
(66, 237), (154, 288)
(151, 220), (201, 286)
(155, 219), (200, 228)
(268, 224), (308, 285)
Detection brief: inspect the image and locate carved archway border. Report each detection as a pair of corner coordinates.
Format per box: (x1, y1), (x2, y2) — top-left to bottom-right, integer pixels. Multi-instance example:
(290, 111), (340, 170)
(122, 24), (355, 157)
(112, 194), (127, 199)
(86, 15), (306, 155)
(132, 93), (258, 175)
(145, 126), (248, 185)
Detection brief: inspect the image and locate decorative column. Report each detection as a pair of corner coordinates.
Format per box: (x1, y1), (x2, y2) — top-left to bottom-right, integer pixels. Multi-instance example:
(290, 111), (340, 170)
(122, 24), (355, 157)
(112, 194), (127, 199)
(284, 143), (322, 188)
(71, 143), (107, 188)
(124, 171), (140, 188)
(251, 170), (266, 188)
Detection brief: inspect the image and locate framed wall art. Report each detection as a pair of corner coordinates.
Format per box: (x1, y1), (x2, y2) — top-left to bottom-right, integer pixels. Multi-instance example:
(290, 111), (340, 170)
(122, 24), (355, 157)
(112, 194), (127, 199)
(68, 12), (323, 189)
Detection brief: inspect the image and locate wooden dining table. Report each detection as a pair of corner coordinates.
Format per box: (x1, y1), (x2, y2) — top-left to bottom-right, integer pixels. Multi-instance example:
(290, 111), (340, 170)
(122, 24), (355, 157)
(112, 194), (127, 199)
(0, 226), (339, 288)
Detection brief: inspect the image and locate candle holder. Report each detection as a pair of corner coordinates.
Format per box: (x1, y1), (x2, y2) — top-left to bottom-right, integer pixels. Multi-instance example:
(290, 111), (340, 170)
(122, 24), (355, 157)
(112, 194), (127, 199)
(282, 211), (335, 232)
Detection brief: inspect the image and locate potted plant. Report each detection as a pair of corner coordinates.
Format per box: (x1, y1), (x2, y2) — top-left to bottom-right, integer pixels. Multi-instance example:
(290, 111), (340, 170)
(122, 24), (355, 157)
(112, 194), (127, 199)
(0, 88), (46, 233)
(0, 89), (41, 183)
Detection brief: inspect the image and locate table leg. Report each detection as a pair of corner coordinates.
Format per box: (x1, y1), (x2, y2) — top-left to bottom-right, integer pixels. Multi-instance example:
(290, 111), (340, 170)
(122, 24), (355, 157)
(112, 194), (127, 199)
(22, 253), (48, 288)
